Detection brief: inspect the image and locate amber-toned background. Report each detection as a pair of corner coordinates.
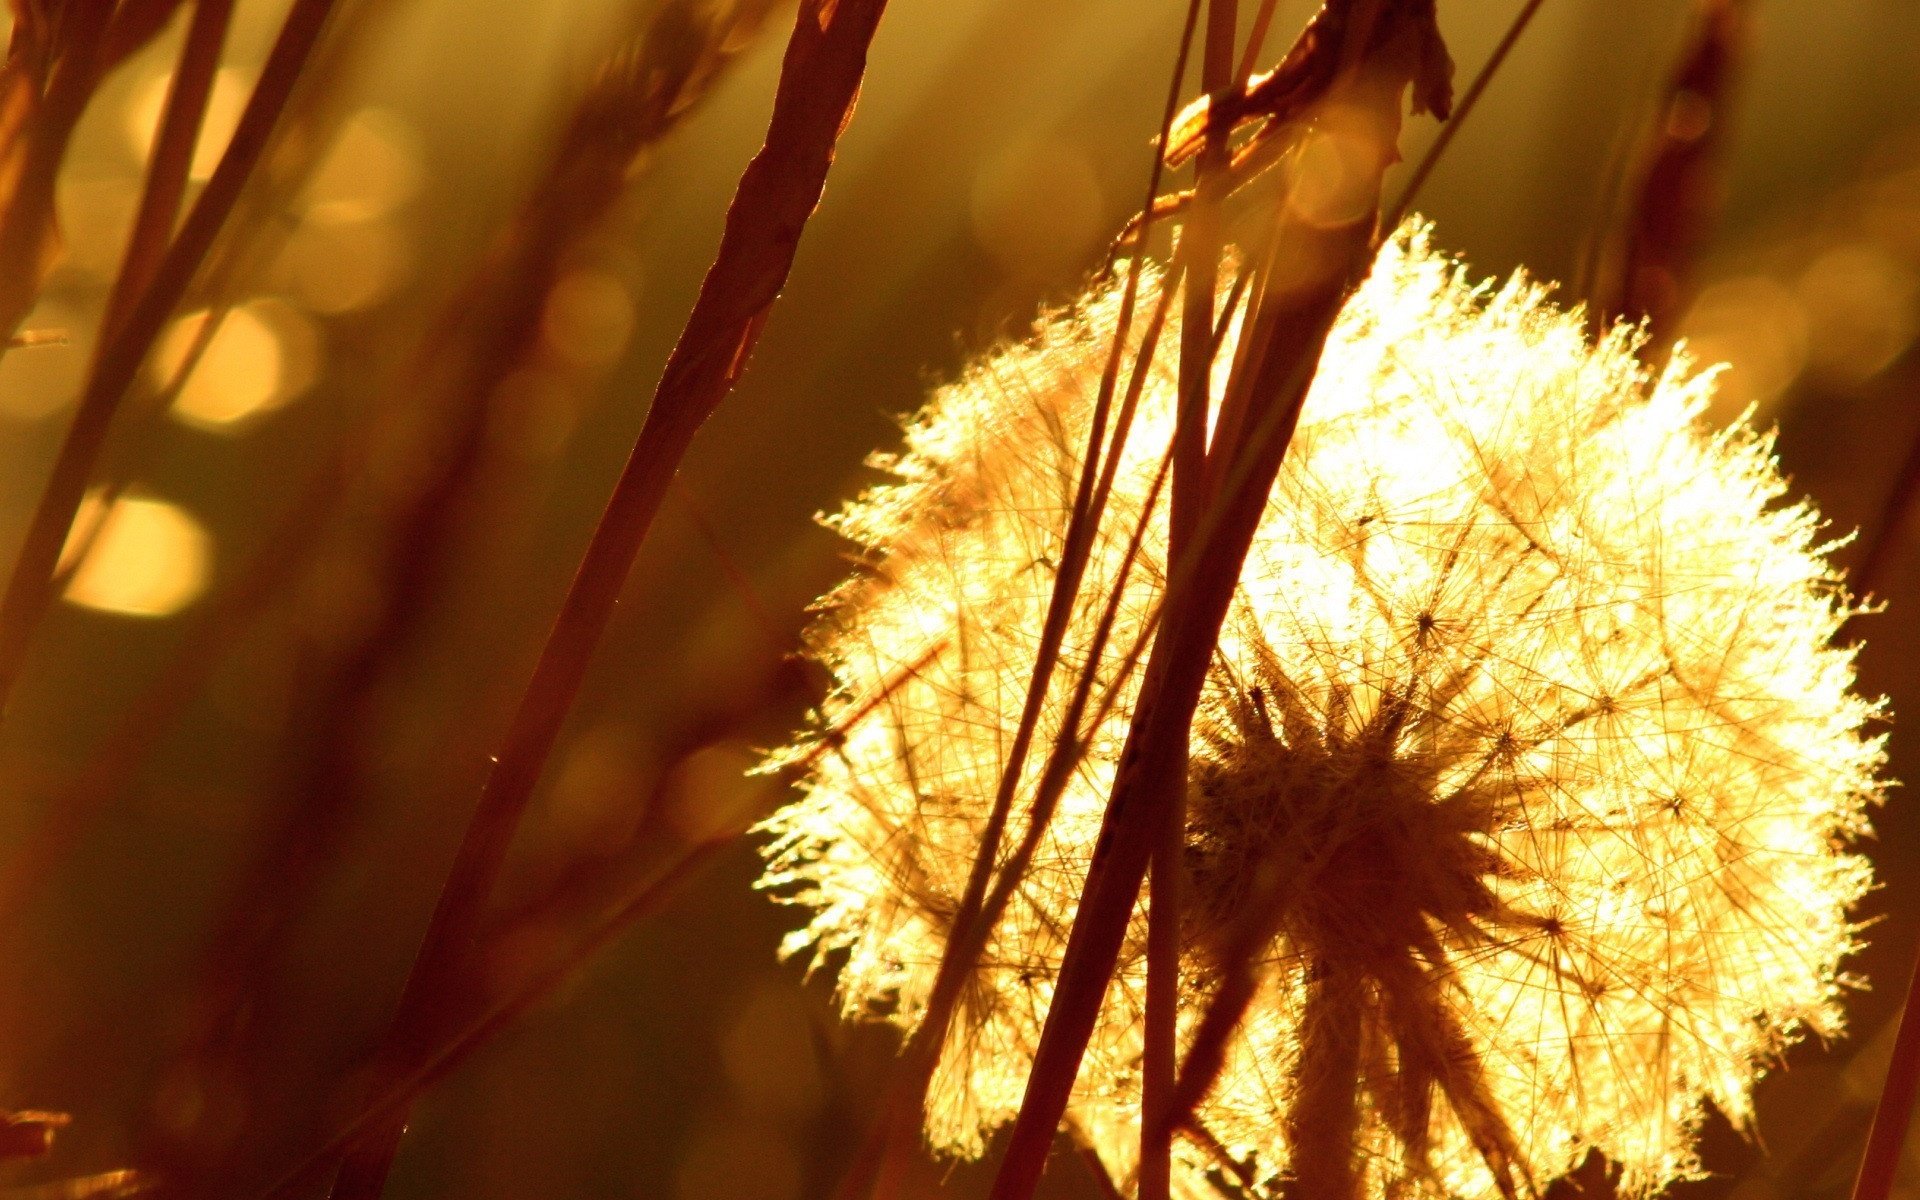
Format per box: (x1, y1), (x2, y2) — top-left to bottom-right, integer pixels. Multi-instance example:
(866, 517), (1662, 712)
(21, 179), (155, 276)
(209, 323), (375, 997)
(1, 1), (1919, 1197)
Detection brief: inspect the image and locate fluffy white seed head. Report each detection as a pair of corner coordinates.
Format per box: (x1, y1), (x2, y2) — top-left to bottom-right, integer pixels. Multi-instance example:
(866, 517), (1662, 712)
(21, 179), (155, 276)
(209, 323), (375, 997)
(758, 226), (1885, 1199)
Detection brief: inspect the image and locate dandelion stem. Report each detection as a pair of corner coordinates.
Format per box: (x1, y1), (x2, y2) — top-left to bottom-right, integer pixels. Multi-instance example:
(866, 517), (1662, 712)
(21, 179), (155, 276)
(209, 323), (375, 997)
(987, 12), (1447, 1196)
(1143, 1), (1238, 1193)
(1289, 965), (1367, 1200)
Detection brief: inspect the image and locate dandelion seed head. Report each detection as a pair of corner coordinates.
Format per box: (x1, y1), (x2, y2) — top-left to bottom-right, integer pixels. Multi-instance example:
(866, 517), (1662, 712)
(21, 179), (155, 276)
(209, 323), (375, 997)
(757, 225), (1885, 1199)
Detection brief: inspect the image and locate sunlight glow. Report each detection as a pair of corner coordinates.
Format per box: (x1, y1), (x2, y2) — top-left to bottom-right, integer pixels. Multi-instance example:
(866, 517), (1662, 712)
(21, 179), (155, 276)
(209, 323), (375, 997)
(153, 301), (318, 431)
(63, 495), (213, 617)
(757, 227), (1884, 1200)
(125, 68), (250, 182)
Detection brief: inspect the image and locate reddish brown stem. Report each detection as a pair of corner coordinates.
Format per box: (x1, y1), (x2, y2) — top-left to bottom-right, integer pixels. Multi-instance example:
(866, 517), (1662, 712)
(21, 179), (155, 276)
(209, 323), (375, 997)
(990, 217), (1368, 1200)
(0, 6), (113, 345)
(1853, 947), (1920, 1200)
(324, 3), (890, 1195)
(101, 0), (238, 337)
(987, 10), (1448, 1196)
(831, 8), (1205, 1197)
(1142, 3), (1238, 1195)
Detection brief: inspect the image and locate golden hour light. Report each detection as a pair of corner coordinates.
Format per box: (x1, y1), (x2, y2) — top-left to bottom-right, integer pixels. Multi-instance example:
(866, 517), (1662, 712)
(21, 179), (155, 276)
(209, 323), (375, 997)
(759, 227), (1885, 1200)
(273, 216), (413, 315)
(60, 493), (213, 618)
(125, 67), (250, 182)
(0, 3), (1915, 1198)
(303, 109), (427, 226)
(151, 300), (319, 432)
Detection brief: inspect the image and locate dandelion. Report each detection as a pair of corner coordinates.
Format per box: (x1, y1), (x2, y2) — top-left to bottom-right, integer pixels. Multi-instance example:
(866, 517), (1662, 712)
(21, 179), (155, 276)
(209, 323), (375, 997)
(758, 226), (1885, 1199)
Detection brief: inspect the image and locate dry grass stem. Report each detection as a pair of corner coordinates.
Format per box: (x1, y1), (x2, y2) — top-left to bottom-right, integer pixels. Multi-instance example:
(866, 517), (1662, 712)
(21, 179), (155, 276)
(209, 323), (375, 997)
(987, 7), (1451, 1196)
(827, 5), (1207, 1195)
(322, 2), (891, 1194)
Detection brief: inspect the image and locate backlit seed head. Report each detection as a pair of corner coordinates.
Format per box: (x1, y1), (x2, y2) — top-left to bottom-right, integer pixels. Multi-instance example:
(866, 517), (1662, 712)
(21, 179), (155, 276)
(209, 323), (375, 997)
(757, 226), (1885, 1199)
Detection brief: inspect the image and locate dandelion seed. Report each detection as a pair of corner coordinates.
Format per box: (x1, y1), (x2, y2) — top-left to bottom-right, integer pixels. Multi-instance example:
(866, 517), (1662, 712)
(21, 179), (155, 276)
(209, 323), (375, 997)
(757, 226), (1886, 1199)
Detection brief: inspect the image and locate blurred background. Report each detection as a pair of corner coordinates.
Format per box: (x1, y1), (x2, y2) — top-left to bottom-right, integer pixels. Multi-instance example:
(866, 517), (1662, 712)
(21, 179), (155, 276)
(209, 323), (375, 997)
(0, 0), (1918, 1197)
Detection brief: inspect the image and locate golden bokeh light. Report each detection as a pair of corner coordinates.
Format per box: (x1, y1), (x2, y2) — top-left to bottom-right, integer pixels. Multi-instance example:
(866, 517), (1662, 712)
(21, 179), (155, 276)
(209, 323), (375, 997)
(125, 67), (250, 182)
(302, 109), (427, 225)
(62, 494), (213, 618)
(273, 217), (413, 315)
(151, 300), (320, 432)
(760, 228), (1883, 1200)
(1796, 244), (1920, 385)
(540, 268), (636, 371)
(1678, 274), (1812, 415)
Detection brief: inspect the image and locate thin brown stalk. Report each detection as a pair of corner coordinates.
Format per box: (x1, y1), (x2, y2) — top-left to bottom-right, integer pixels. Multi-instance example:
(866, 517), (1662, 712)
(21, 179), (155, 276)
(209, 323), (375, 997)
(1853, 938), (1920, 1200)
(828, 9), (1206, 1197)
(323, 4), (890, 1195)
(1143, 2), (1238, 1195)
(0, 0), (404, 957)
(53, 0), (408, 596)
(101, 0), (237, 337)
(1237, 0), (1284, 81)
(987, 7), (1452, 1197)
(0, 3), (120, 345)
(0, 0), (340, 718)
(52, 292), (232, 598)
(137, 9), (788, 1195)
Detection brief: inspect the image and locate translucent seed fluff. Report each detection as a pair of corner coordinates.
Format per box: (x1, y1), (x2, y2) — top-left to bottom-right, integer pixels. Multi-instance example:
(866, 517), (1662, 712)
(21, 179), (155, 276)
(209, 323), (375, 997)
(756, 226), (1885, 1199)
